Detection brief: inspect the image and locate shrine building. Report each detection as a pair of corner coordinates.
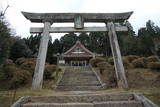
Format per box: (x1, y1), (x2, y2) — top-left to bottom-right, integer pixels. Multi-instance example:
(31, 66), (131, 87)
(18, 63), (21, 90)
(62, 40), (96, 66)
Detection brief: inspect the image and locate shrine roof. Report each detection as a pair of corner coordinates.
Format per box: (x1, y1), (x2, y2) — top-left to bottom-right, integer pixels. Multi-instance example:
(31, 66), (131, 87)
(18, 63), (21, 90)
(63, 40), (95, 57)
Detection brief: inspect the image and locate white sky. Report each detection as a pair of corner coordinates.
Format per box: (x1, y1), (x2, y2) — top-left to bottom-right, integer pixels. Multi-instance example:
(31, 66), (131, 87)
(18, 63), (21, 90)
(1, 0), (160, 40)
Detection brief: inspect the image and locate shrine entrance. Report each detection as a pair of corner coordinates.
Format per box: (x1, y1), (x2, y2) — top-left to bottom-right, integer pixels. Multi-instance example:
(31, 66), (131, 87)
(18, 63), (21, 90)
(62, 40), (96, 66)
(71, 61), (86, 66)
(22, 11), (133, 90)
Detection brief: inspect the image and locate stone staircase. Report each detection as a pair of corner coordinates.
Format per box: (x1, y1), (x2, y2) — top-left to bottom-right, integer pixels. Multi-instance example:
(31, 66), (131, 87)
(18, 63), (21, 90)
(12, 93), (159, 107)
(12, 67), (159, 107)
(56, 66), (103, 91)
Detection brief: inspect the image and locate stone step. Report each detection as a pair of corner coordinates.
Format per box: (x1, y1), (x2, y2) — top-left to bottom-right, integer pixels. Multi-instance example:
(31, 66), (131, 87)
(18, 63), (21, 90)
(73, 81), (99, 83)
(59, 79), (99, 82)
(62, 72), (95, 74)
(63, 72), (94, 74)
(60, 77), (98, 79)
(12, 94), (159, 107)
(94, 101), (143, 107)
(58, 83), (101, 86)
(22, 101), (143, 107)
(56, 66), (103, 91)
(76, 79), (99, 82)
(59, 81), (101, 85)
(60, 80), (99, 83)
(23, 94), (135, 103)
(60, 77), (97, 79)
(62, 74), (96, 76)
(60, 77), (98, 80)
(60, 76), (96, 79)
(22, 103), (93, 107)
(59, 82), (100, 85)
(56, 86), (103, 91)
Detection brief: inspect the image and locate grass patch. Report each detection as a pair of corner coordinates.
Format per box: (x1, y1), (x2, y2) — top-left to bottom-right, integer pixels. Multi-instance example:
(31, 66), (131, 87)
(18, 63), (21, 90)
(0, 95), (12, 107)
(0, 88), (59, 107)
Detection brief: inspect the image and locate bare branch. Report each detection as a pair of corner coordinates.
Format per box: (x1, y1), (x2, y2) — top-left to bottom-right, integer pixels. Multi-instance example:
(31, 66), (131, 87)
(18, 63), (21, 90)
(3, 5), (9, 15)
(0, 5), (9, 17)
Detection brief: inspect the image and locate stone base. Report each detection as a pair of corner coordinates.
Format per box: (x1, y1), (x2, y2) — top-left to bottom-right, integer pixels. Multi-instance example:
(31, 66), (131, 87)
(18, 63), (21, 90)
(11, 93), (159, 107)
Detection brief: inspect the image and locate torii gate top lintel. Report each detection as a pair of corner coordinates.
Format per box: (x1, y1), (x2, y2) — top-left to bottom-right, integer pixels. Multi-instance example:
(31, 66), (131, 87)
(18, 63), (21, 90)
(21, 11), (133, 23)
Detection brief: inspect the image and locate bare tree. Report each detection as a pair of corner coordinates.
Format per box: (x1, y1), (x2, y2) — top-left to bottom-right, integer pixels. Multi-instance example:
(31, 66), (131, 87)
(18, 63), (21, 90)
(0, 5), (9, 18)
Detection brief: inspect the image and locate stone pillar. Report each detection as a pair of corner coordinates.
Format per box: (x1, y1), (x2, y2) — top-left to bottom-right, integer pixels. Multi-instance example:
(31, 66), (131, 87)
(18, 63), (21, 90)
(57, 53), (60, 66)
(71, 61), (72, 66)
(32, 21), (51, 91)
(107, 22), (128, 89)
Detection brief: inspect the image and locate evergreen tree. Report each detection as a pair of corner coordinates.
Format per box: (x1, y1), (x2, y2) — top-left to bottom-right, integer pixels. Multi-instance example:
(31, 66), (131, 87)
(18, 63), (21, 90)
(24, 34), (41, 56)
(46, 36), (54, 63)
(0, 12), (12, 63)
(52, 39), (62, 54)
(78, 33), (89, 46)
(60, 33), (78, 52)
(10, 38), (32, 61)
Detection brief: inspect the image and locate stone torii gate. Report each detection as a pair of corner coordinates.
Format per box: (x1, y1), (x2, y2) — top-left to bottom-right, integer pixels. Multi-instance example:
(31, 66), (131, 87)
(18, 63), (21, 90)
(22, 12), (133, 91)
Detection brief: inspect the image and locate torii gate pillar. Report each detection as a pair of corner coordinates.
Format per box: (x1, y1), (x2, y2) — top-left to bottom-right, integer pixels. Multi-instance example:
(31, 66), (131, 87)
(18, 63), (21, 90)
(32, 21), (51, 90)
(107, 22), (128, 89)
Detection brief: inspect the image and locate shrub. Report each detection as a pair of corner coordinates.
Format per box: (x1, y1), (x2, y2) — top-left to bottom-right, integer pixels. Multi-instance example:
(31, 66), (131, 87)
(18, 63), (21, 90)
(9, 69), (31, 89)
(27, 58), (36, 63)
(125, 55), (139, 63)
(3, 59), (14, 66)
(17, 58), (36, 74)
(90, 57), (105, 67)
(132, 57), (147, 68)
(147, 56), (159, 62)
(96, 61), (116, 87)
(1, 65), (18, 80)
(0, 71), (5, 81)
(103, 64), (116, 87)
(57, 67), (62, 72)
(97, 61), (112, 69)
(97, 61), (107, 68)
(122, 57), (132, 69)
(97, 61), (111, 74)
(105, 57), (109, 62)
(1, 59), (15, 67)
(15, 57), (26, 65)
(44, 64), (57, 79)
(20, 61), (35, 73)
(148, 62), (160, 70)
(107, 57), (114, 65)
(0, 64), (31, 89)
(107, 57), (133, 68)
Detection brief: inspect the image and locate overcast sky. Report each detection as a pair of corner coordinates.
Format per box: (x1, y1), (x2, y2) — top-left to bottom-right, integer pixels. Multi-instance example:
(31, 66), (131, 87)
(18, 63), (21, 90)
(1, 0), (160, 40)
